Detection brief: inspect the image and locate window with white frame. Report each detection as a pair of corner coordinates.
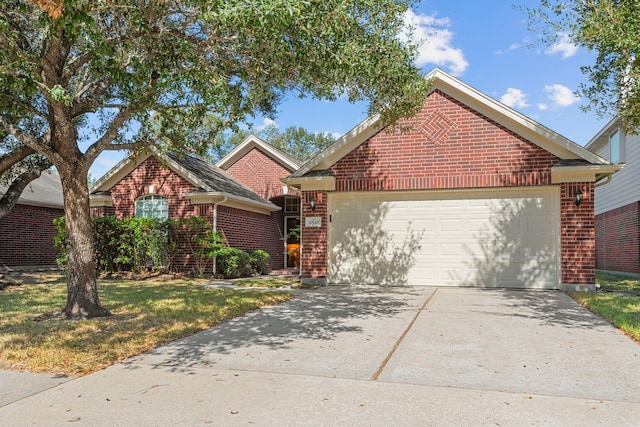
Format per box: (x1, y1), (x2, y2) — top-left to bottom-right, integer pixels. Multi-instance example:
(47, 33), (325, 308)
(135, 195), (168, 219)
(610, 129), (622, 163)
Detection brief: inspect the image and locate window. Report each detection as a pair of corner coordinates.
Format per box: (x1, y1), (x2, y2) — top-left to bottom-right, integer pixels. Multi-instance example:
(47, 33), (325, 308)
(284, 197), (299, 214)
(135, 195), (168, 219)
(610, 129), (622, 163)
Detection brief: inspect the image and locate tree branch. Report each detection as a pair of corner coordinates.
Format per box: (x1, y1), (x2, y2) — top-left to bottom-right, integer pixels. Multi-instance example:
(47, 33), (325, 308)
(0, 157), (52, 220)
(0, 145), (35, 176)
(0, 115), (57, 161)
(84, 106), (136, 164)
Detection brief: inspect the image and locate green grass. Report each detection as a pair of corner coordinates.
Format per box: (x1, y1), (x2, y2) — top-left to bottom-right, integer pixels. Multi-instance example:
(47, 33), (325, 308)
(571, 272), (640, 342)
(0, 274), (293, 376)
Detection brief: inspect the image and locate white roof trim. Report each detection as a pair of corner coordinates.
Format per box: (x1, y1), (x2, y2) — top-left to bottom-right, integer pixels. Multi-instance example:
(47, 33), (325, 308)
(551, 163), (624, 184)
(90, 148), (279, 213)
(290, 114), (382, 178)
(291, 68), (612, 179)
(280, 175), (336, 191)
(216, 135), (302, 171)
(585, 116), (621, 150)
(426, 69), (610, 165)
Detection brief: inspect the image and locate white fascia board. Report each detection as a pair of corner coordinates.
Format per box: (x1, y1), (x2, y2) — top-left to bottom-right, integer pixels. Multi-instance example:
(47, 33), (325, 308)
(216, 135), (301, 171)
(551, 164), (624, 184)
(291, 114), (383, 177)
(89, 193), (113, 207)
(280, 175), (336, 191)
(90, 152), (153, 193)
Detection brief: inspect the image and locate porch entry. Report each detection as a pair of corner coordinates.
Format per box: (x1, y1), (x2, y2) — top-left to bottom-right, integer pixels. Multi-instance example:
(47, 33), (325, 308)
(285, 216), (300, 268)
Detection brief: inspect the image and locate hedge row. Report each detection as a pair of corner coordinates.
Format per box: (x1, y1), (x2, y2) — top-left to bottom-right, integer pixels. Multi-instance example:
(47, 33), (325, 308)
(54, 216), (270, 278)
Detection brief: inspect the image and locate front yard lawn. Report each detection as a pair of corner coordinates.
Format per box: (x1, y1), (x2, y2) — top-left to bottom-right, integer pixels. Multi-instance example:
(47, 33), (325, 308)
(0, 273), (293, 376)
(571, 272), (640, 342)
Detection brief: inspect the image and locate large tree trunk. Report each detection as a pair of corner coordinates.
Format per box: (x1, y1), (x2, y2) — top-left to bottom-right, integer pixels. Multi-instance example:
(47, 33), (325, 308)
(58, 166), (111, 319)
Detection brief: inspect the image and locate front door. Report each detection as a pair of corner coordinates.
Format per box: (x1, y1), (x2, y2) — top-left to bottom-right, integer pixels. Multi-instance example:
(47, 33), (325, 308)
(285, 216), (300, 268)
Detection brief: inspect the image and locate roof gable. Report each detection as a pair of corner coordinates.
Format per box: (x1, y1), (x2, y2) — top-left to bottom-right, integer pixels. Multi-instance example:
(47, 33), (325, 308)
(91, 149), (278, 213)
(290, 68), (613, 180)
(216, 135), (302, 172)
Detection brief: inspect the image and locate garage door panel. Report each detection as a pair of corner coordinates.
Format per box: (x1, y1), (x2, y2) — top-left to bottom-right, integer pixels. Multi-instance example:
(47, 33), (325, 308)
(328, 188), (559, 288)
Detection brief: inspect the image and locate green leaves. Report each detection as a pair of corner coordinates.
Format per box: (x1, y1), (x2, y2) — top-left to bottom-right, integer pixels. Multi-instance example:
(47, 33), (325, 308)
(527, 0), (640, 133)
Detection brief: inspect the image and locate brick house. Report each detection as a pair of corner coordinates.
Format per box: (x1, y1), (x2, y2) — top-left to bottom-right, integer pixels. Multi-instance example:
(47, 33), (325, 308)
(0, 171), (64, 268)
(90, 139), (302, 272)
(585, 117), (637, 274)
(283, 69), (621, 290)
(216, 135), (303, 268)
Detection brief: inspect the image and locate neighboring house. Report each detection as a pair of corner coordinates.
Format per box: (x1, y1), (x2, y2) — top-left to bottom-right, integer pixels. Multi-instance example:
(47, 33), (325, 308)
(283, 68), (621, 290)
(0, 171), (64, 268)
(586, 117), (636, 274)
(216, 135), (303, 268)
(90, 143), (297, 273)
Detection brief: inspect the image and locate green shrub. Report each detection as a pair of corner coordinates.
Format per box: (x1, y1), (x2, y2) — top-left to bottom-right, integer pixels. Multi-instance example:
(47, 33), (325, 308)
(249, 249), (271, 275)
(54, 215), (261, 279)
(216, 247), (253, 279)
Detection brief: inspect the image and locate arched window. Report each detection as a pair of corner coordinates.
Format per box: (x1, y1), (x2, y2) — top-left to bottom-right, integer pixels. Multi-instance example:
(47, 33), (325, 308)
(135, 195), (168, 220)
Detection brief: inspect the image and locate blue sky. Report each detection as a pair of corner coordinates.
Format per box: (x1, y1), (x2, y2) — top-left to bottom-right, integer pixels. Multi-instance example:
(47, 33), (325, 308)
(90, 1), (610, 178)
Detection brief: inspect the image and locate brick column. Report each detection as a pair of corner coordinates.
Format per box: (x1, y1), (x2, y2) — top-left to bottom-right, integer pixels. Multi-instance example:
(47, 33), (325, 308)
(300, 190), (327, 285)
(560, 182), (595, 291)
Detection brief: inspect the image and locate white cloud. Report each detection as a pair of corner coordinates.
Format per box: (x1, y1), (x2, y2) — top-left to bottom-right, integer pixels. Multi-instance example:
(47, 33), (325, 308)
(500, 88), (529, 108)
(402, 9), (469, 76)
(496, 42), (522, 55)
(544, 84), (580, 107)
(255, 118), (278, 131)
(545, 34), (579, 59)
(538, 103), (549, 111)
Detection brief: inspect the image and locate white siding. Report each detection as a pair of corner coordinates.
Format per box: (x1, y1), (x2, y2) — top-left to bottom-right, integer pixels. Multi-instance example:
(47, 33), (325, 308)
(592, 129), (640, 215)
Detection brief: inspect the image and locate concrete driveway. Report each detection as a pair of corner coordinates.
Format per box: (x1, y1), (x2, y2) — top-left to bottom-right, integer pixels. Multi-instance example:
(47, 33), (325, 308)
(1, 286), (639, 426)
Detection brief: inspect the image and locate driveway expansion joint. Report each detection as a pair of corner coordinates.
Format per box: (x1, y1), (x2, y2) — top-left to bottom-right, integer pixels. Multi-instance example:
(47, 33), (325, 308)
(370, 288), (439, 381)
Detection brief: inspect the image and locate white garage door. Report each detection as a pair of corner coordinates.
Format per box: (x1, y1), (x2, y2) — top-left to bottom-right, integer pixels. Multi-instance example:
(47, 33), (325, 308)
(327, 187), (559, 288)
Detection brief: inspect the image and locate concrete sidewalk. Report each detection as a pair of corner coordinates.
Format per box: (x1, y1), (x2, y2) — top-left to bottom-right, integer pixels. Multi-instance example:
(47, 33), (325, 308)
(1, 287), (640, 426)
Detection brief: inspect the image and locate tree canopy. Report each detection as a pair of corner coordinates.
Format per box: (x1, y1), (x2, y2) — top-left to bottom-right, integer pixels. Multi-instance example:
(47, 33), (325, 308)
(211, 123), (336, 162)
(0, 0), (429, 318)
(526, 0), (640, 132)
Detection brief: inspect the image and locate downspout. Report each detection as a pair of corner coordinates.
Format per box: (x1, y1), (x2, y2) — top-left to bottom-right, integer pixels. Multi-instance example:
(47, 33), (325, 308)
(212, 196), (227, 277)
(595, 174), (612, 188)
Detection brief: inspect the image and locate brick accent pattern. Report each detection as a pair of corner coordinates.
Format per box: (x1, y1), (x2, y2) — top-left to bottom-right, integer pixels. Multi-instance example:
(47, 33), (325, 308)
(595, 201), (640, 274)
(300, 89), (596, 286)
(0, 204), (63, 267)
(300, 191), (328, 279)
(226, 148), (296, 199)
(560, 183), (596, 285)
(330, 90), (557, 193)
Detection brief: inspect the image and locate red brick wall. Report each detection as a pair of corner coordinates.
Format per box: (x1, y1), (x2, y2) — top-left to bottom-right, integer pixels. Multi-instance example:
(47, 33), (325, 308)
(330, 90), (557, 191)
(0, 204), (63, 267)
(300, 89), (595, 286)
(226, 148), (293, 199)
(300, 191), (328, 279)
(561, 183), (595, 284)
(216, 205), (285, 270)
(595, 201), (640, 274)
(108, 157), (197, 219)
